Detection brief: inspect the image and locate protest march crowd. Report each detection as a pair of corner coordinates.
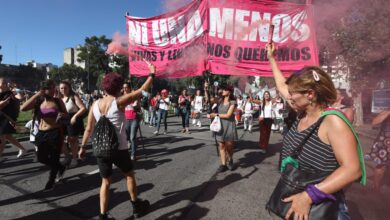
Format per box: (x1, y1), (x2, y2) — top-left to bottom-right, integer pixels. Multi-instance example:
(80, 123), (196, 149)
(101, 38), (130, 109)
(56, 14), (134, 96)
(2, 43), (387, 220)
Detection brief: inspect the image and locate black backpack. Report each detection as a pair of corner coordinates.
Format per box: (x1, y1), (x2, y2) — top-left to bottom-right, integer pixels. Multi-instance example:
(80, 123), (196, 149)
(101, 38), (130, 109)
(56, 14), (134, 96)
(92, 101), (119, 159)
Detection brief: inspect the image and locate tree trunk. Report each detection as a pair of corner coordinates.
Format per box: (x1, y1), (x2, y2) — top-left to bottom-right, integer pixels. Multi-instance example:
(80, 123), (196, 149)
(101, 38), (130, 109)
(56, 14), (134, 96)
(354, 92), (364, 126)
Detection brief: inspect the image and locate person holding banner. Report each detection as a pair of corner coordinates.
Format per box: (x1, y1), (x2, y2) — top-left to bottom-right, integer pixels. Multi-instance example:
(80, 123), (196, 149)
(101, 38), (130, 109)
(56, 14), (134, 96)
(266, 43), (365, 220)
(207, 86), (238, 172)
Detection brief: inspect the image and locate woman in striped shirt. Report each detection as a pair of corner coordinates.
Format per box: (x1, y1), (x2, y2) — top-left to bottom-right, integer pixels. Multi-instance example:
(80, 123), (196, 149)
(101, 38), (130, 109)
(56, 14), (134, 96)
(267, 43), (363, 220)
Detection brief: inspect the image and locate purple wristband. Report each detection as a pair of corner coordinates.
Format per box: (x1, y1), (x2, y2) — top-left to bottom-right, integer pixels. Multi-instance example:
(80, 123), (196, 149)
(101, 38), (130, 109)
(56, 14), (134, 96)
(305, 184), (336, 205)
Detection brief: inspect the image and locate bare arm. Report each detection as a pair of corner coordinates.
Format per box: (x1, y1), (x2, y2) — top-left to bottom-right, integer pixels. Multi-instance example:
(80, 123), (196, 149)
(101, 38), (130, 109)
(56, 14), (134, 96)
(117, 64), (155, 108)
(372, 110), (390, 126)
(73, 94), (87, 119)
(20, 91), (43, 111)
(267, 43), (289, 102)
(78, 104), (96, 159)
(0, 97), (10, 109)
(210, 104), (235, 119)
(316, 115), (362, 194)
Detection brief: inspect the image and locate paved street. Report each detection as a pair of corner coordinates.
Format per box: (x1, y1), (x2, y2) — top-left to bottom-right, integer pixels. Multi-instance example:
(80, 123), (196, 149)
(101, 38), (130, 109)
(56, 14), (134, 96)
(0, 115), (389, 220)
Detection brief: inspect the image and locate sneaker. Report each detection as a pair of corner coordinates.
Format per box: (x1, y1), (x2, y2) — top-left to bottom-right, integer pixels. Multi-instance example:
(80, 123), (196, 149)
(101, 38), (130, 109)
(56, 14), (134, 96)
(227, 159), (234, 171)
(131, 155), (135, 161)
(181, 129), (186, 133)
(17, 149), (26, 158)
(68, 159), (78, 169)
(153, 131), (159, 135)
(55, 165), (66, 183)
(217, 165), (228, 173)
(259, 149), (267, 154)
(132, 199), (150, 218)
(163, 131), (167, 135)
(149, 125), (153, 128)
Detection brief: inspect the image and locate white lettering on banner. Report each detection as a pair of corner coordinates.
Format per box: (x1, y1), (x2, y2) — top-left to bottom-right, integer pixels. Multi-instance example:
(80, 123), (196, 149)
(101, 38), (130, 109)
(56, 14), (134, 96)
(291, 11), (310, 42)
(141, 22), (149, 46)
(249, 12), (271, 42)
(209, 8), (234, 39)
(168, 15), (186, 44)
(209, 8), (310, 42)
(128, 21), (141, 45)
(186, 10), (204, 41)
(272, 14), (291, 43)
(149, 10), (203, 46)
(234, 9), (250, 40)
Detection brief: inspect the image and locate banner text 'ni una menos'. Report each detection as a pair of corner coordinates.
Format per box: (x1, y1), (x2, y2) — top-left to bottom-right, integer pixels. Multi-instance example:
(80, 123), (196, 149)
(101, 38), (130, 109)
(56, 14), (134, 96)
(127, 0), (318, 78)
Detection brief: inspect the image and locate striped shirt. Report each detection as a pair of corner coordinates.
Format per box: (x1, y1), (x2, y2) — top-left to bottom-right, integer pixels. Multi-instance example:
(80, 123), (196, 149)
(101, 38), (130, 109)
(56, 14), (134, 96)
(281, 119), (339, 172)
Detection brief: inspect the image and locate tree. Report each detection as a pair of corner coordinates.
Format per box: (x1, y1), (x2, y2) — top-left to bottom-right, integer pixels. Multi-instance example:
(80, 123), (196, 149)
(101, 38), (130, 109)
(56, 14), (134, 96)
(50, 64), (87, 91)
(77, 36), (112, 91)
(315, 0), (390, 125)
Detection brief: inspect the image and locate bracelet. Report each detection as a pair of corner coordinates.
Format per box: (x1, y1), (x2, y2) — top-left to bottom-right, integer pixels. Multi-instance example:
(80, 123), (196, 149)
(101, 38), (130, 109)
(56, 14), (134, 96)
(80, 144), (87, 149)
(305, 184), (336, 205)
(149, 73), (155, 78)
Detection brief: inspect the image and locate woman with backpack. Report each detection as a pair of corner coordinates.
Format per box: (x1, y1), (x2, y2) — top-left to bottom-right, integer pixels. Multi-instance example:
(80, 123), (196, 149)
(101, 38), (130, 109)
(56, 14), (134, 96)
(78, 65), (155, 220)
(59, 81), (87, 168)
(21, 79), (68, 191)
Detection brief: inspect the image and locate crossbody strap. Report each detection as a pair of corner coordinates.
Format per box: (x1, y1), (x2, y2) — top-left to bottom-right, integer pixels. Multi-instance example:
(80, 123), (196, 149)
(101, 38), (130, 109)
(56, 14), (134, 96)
(290, 117), (325, 159)
(321, 109), (366, 185)
(281, 117), (324, 172)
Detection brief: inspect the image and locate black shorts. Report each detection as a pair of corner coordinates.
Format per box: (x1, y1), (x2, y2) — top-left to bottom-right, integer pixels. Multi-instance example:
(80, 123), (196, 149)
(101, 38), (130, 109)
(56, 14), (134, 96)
(64, 113), (85, 136)
(97, 150), (133, 178)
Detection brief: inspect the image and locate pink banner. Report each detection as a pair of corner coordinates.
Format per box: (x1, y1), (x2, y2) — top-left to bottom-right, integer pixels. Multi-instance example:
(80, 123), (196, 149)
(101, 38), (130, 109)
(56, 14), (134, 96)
(127, 0), (319, 78)
(127, 0), (208, 78)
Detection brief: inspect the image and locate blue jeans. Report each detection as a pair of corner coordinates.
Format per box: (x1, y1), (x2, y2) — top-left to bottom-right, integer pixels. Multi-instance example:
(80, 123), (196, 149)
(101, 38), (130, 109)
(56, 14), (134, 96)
(180, 108), (190, 128)
(125, 119), (138, 158)
(149, 106), (157, 126)
(156, 109), (168, 132)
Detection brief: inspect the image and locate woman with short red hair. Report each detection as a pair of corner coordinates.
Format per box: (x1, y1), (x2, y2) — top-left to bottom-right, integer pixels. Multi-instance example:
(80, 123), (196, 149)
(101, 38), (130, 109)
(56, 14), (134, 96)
(79, 64), (155, 219)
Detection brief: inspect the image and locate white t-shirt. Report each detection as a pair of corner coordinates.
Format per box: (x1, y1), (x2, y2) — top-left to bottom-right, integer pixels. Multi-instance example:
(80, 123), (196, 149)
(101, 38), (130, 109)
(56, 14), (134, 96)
(260, 102), (274, 118)
(194, 96), (203, 112)
(158, 97), (170, 110)
(244, 101), (253, 114)
(25, 120), (39, 142)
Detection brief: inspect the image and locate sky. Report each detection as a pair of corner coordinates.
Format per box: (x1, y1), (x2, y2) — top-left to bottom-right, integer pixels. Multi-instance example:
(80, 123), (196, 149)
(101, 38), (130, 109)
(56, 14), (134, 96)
(0, 0), (191, 66)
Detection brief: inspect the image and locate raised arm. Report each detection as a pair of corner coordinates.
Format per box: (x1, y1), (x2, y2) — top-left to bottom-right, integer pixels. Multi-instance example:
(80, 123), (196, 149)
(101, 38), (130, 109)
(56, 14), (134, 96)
(21, 90), (43, 111)
(267, 43), (289, 100)
(117, 64), (155, 108)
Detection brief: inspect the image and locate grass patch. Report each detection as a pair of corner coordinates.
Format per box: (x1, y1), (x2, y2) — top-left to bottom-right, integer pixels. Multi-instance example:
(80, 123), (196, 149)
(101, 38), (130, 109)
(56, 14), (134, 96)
(14, 110), (33, 139)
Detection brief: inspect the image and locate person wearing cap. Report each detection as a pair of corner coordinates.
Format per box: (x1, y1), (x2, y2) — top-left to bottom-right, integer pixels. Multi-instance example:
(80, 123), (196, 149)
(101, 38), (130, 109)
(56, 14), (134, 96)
(154, 89), (170, 135)
(207, 85), (238, 172)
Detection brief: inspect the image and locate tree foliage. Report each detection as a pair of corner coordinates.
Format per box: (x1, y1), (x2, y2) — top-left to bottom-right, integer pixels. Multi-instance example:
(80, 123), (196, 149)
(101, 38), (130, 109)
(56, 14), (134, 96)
(76, 36), (111, 90)
(50, 64), (87, 91)
(318, 0), (390, 90)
